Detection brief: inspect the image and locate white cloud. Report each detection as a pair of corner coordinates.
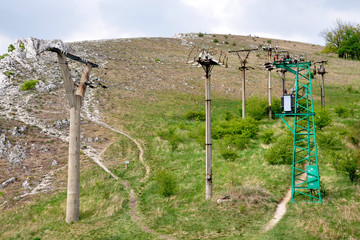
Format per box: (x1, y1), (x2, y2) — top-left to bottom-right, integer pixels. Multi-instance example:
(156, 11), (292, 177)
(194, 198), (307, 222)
(64, 0), (125, 42)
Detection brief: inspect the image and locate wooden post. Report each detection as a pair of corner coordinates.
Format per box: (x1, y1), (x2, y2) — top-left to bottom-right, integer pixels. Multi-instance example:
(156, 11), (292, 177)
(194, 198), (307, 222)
(57, 53), (92, 224)
(205, 65), (212, 200)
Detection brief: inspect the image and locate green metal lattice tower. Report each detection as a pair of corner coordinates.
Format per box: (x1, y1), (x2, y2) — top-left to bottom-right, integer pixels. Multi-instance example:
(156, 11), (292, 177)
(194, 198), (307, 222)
(274, 60), (321, 203)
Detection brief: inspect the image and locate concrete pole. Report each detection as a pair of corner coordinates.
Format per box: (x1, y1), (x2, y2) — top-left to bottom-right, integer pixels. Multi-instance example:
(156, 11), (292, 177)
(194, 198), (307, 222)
(268, 50), (272, 118)
(65, 65), (91, 224)
(205, 65), (212, 200)
(66, 96), (81, 224)
(242, 64), (246, 118)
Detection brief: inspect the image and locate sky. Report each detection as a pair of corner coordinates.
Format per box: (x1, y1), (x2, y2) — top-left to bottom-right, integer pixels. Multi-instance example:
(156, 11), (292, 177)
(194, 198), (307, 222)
(1, 0), (360, 53)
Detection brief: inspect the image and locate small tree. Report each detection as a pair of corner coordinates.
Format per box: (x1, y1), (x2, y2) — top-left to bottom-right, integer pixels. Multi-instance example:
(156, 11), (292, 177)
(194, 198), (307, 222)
(332, 151), (360, 182)
(315, 108), (332, 130)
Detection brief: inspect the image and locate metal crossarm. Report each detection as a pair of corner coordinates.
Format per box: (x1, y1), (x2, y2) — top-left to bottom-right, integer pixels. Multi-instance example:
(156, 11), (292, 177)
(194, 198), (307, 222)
(274, 61), (321, 203)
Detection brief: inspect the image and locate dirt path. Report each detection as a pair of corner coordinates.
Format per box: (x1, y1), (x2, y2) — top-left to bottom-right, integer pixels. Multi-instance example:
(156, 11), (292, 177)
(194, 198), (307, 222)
(83, 92), (173, 240)
(263, 168), (308, 232)
(263, 188), (292, 232)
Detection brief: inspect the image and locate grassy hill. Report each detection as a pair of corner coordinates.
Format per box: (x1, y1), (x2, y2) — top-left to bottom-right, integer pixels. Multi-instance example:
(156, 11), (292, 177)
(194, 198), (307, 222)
(0, 33), (359, 239)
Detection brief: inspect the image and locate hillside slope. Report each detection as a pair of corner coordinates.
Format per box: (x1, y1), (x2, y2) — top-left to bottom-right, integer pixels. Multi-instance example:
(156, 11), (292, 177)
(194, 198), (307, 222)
(0, 33), (359, 239)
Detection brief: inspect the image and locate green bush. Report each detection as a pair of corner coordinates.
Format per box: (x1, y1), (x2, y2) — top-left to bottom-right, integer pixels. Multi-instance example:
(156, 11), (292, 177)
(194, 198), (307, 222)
(335, 106), (349, 118)
(315, 108), (332, 130)
(184, 111), (205, 121)
(224, 134), (251, 150)
(19, 43), (25, 51)
(271, 98), (282, 117)
(154, 58), (161, 62)
(198, 32), (204, 37)
(224, 111), (234, 121)
(213, 117), (258, 140)
(213, 117), (258, 150)
(260, 129), (274, 144)
(220, 148), (238, 161)
(156, 170), (177, 197)
(347, 122), (360, 146)
(317, 132), (343, 151)
(4, 71), (13, 77)
(213, 39), (219, 43)
(157, 127), (184, 151)
(332, 151), (360, 182)
(20, 79), (39, 91)
(0, 53), (9, 59)
(245, 96), (268, 120)
(8, 44), (15, 52)
(265, 135), (293, 165)
(188, 122), (205, 148)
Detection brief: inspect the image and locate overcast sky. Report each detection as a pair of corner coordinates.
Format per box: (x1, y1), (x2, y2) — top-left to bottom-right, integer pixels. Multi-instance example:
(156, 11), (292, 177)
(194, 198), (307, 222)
(1, 0), (360, 53)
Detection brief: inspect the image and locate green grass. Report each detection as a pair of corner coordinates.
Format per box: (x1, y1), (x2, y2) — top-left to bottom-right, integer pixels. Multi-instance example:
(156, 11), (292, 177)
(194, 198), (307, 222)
(0, 161), (154, 240)
(99, 88), (360, 239)
(1, 37), (360, 239)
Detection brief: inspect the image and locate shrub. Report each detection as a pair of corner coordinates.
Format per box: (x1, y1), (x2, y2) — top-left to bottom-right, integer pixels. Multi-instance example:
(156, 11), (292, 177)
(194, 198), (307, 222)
(271, 98), (282, 117)
(317, 132), (343, 151)
(260, 129), (274, 144)
(198, 32), (204, 37)
(245, 96), (268, 120)
(265, 135), (293, 165)
(224, 41), (229, 45)
(335, 106), (349, 118)
(332, 151), (360, 182)
(184, 111), (205, 121)
(220, 148), (238, 161)
(267, 40), (272, 44)
(156, 170), (177, 197)
(20, 79), (39, 91)
(157, 127), (184, 151)
(19, 43), (25, 50)
(8, 44), (15, 52)
(213, 39), (219, 43)
(224, 134), (251, 150)
(4, 71), (13, 77)
(224, 111), (234, 121)
(213, 117), (258, 140)
(0, 53), (9, 60)
(348, 124), (360, 146)
(154, 58), (161, 62)
(315, 108), (332, 130)
(188, 122), (205, 148)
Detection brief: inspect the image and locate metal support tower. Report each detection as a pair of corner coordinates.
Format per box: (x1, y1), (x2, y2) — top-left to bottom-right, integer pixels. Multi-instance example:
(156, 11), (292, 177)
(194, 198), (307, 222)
(274, 60), (321, 203)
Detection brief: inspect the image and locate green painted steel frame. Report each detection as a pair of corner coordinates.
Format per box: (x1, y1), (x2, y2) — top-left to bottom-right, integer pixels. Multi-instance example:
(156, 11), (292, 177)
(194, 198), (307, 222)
(275, 61), (321, 203)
